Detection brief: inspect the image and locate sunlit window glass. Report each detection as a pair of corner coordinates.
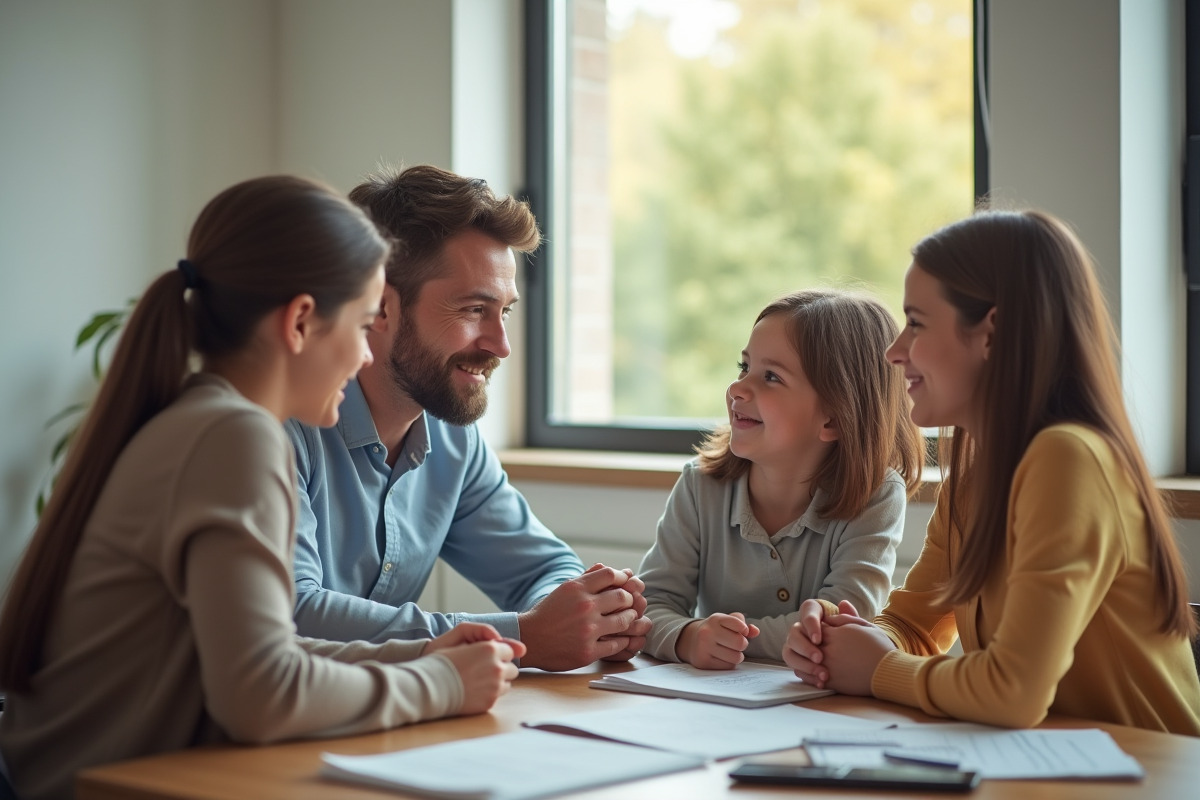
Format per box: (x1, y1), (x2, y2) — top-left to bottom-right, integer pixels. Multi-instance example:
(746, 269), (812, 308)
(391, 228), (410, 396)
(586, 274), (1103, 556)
(549, 0), (975, 429)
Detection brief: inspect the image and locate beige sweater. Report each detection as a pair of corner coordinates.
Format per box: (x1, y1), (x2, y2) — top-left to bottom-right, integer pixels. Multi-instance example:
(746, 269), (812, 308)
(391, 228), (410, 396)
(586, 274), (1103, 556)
(0, 375), (464, 800)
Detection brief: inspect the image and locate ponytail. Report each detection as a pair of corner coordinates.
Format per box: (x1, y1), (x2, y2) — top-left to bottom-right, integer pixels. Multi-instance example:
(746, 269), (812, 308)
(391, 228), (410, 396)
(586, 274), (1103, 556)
(0, 175), (388, 691)
(0, 270), (191, 691)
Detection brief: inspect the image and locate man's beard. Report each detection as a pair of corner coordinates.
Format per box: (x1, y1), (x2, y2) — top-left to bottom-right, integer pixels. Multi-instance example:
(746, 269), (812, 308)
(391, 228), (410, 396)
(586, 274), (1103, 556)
(387, 317), (500, 427)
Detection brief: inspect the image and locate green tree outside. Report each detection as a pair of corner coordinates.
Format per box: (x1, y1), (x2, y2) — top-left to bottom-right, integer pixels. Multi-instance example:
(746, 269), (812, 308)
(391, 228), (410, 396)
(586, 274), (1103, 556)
(609, 0), (973, 419)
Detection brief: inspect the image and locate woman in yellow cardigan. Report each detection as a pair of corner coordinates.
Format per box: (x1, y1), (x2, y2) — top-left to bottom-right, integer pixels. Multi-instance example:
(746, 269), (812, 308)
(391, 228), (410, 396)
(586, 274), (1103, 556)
(782, 209), (1200, 736)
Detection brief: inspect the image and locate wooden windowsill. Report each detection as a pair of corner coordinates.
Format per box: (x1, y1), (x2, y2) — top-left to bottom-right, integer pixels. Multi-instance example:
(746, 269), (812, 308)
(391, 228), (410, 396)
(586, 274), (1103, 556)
(498, 449), (1200, 520)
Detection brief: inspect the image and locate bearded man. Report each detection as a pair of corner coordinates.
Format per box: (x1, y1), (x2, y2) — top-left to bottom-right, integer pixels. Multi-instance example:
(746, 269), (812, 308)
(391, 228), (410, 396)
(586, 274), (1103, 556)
(286, 165), (649, 671)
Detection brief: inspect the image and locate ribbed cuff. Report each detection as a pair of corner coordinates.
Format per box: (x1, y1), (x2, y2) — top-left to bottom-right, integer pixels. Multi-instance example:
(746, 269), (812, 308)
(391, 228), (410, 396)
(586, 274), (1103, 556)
(871, 648), (928, 709)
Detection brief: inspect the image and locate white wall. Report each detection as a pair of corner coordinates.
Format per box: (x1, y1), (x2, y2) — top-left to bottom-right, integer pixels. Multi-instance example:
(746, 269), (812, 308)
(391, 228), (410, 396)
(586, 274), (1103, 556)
(1118, 0), (1187, 474)
(0, 0), (521, 597)
(0, 0), (277, 593)
(275, 0), (453, 183)
(988, 0), (1187, 475)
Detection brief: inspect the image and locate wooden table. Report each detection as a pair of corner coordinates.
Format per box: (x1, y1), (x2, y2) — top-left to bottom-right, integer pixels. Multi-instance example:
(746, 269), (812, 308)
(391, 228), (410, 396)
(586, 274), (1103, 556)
(77, 656), (1200, 799)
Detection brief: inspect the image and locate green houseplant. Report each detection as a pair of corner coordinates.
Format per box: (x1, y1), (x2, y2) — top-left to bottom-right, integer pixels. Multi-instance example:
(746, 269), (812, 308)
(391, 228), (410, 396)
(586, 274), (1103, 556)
(36, 301), (134, 515)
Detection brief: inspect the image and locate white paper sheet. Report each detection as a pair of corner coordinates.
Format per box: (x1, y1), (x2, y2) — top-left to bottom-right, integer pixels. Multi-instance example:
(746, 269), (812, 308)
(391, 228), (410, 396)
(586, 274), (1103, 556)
(320, 728), (704, 800)
(803, 723), (1144, 780)
(525, 696), (888, 759)
(590, 661), (833, 707)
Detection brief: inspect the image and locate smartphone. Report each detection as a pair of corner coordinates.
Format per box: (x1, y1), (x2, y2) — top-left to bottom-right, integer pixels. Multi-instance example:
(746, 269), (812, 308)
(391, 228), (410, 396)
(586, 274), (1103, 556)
(728, 763), (981, 793)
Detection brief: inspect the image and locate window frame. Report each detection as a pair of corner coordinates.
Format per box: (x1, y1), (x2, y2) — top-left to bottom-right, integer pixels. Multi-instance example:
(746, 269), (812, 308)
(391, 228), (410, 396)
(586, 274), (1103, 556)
(522, 0), (990, 454)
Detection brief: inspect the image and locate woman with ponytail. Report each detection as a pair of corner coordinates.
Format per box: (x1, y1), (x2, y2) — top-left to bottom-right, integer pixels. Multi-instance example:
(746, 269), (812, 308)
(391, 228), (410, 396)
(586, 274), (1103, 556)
(0, 176), (523, 800)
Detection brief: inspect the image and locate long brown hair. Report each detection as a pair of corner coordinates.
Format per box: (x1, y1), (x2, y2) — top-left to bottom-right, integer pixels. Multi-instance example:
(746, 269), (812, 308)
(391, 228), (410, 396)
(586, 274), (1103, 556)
(0, 175), (389, 692)
(348, 164), (541, 309)
(697, 289), (923, 519)
(917, 209), (1195, 637)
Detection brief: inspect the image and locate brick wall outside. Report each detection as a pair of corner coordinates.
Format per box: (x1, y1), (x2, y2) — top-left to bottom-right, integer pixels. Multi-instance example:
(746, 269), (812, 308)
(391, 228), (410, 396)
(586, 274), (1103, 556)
(565, 0), (614, 422)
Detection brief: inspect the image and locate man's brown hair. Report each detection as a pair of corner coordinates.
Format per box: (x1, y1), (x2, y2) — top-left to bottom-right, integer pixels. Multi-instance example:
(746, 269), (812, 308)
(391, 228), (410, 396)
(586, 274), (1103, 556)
(348, 164), (541, 308)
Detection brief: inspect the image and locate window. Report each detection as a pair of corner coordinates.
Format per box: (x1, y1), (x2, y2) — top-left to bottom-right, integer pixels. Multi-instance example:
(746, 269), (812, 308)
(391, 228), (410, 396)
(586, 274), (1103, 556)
(524, 0), (988, 452)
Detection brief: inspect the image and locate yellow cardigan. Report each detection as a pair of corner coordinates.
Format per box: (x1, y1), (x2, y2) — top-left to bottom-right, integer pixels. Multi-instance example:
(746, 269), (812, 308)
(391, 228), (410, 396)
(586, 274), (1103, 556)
(870, 423), (1200, 735)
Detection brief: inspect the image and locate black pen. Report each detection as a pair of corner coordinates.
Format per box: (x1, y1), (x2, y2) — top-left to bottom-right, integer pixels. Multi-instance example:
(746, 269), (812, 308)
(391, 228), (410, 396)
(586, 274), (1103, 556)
(882, 748), (962, 768)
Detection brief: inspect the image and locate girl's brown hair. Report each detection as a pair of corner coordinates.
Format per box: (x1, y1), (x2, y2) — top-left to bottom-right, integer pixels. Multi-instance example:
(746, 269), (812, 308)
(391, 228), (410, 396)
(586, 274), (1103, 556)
(0, 175), (389, 692)
(696, 289), (923, 519)
(915, 209), (1195, 637)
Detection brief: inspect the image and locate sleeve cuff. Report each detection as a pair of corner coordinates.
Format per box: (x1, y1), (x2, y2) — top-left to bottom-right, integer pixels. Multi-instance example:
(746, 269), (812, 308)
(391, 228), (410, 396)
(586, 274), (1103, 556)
(454, 611), (521, 641)
(419, 652), (466, 717)
(642, 616), (694, 663)
(871, 649), (946, 718)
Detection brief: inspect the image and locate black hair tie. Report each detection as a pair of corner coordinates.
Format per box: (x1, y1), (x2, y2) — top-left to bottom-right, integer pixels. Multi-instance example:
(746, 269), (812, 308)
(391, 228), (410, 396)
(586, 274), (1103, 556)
(177, 259), (200, 289)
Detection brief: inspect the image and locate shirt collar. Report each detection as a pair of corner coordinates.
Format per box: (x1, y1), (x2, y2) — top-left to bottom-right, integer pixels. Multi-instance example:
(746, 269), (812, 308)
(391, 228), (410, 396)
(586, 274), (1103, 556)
(402, 413), (433, 467)
(337, 378), (434, 468)
(336, 378), (382, 449)
(729, 470), (832, 540)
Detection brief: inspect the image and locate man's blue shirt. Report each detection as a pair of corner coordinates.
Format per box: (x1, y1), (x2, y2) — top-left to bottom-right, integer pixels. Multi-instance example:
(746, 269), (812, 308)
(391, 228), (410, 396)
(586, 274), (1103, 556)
(286, 379), (584, 642)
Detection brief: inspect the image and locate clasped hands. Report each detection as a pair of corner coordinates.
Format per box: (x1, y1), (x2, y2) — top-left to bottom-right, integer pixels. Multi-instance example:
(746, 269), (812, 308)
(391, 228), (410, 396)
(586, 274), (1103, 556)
(517, 563), (653, 671)
(782, 598), (896, 695)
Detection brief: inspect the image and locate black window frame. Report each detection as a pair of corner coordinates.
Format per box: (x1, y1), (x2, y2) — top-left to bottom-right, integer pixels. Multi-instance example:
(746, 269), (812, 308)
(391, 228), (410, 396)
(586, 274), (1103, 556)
(522, 0), (990, 454)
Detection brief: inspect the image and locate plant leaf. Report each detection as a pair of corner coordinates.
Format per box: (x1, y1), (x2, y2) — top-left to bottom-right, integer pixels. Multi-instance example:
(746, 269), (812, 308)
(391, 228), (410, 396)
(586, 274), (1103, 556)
(51, 430), (74, 463)
(75, 312), (121, 349)
(44, 402), (86, 429)
(92, 323), (121, 379)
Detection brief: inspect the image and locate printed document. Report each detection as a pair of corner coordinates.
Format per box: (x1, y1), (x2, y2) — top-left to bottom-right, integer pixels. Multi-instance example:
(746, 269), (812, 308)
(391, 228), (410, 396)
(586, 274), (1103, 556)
(526, 696), (887, 759)
(320, 728), (703, 800)
(802, 723), (1143, 780)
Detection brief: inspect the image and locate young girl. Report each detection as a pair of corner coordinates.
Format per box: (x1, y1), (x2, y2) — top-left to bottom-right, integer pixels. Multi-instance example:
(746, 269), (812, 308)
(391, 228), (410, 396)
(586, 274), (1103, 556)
(783, 210), (1200, 735)
(638, 290), (923, 669)
(0, 176), (523, 800)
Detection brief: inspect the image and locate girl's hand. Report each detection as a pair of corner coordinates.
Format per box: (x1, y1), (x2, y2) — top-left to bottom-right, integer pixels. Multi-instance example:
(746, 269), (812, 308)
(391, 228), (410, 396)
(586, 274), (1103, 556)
(783, 599), (864, 687)
(438, 640), (523, 715)
(676, 612), (760, 670)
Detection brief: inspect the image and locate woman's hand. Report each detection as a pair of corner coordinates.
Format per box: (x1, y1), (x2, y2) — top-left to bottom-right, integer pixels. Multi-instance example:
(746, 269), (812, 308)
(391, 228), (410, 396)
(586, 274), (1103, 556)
(437, 639), (525, 715)
(815, 614), (896, 696)
(782, 599), (840, 686)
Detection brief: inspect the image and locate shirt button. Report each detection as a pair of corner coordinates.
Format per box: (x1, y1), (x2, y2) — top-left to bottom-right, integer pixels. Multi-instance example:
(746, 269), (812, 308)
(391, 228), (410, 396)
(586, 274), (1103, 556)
(777, 588), (790, 602)
(372, 445), (381, 454)
(770, 550), (779, 560)
(383, 562), (393, 572)
(409, 452), (419, 465)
